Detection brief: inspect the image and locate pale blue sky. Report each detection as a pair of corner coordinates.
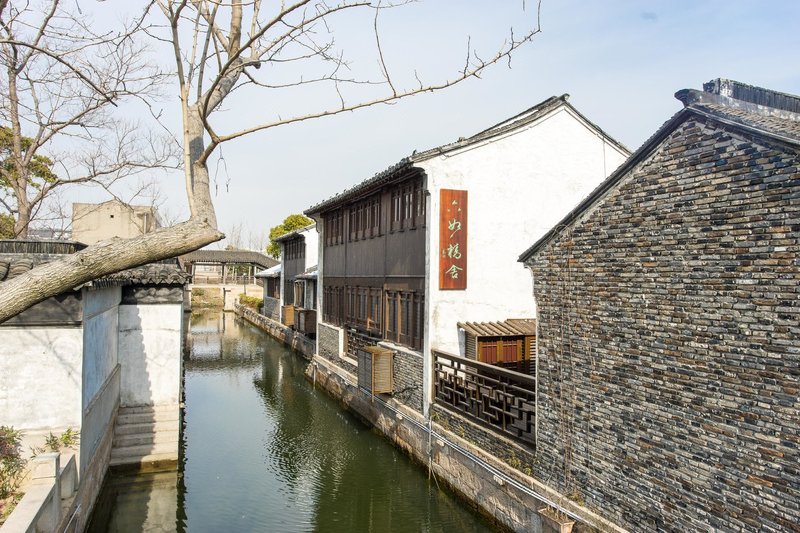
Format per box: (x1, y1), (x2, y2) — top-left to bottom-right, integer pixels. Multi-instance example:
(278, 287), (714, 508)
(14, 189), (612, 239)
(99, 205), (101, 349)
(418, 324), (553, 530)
(72, 1), (800, 247)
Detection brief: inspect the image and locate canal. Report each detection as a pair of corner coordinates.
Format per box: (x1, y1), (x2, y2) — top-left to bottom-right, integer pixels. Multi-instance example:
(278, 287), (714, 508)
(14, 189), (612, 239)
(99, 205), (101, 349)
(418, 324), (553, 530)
(88, 311), (496, 532)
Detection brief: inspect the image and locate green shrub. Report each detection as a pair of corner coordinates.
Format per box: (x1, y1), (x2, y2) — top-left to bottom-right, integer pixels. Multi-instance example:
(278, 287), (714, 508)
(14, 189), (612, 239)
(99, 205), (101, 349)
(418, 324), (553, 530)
(239, 295), (263, 310)
(60, 428), (79, 448)
(43, 428), (79, 453)
(0, 426), (26, 501)
(44, 432), (60, 452)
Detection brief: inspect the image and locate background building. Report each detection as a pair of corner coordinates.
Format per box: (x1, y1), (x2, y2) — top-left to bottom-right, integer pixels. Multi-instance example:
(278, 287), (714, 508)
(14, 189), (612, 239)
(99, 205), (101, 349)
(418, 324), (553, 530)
(307, 95), (630, 415)
(72, 200), (161, 245)
(274, 224), (318, 336)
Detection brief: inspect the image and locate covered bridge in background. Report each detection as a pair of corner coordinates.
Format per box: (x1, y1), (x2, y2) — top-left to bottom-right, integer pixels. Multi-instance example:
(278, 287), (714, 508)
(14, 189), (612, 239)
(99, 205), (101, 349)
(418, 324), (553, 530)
(180, 250), (278, 285)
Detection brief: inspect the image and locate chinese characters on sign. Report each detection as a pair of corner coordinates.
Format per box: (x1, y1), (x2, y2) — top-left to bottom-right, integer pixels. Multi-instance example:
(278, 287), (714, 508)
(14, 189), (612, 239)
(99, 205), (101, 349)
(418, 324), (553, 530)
(439, 189), (467, 290)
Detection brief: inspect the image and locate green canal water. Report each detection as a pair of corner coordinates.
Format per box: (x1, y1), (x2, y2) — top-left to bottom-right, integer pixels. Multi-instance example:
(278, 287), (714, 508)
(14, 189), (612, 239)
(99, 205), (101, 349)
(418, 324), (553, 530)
(87, 311), (496, 532)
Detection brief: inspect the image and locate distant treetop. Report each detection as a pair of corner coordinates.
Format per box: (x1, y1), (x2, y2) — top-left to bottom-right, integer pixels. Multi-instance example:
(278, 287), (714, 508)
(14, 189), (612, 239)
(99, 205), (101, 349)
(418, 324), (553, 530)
(267, 214), (313, 259)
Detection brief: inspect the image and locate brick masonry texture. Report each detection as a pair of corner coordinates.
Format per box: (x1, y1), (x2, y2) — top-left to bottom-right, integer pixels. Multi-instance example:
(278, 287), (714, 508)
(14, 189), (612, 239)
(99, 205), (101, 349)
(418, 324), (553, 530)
(262, 297), (280, 321)
(318, 322), (341, 362)
(431, 405), (536, 473)
(390, 348), (424, 413)
(527, 116), (800, 531)
(318, 322), (357, 374)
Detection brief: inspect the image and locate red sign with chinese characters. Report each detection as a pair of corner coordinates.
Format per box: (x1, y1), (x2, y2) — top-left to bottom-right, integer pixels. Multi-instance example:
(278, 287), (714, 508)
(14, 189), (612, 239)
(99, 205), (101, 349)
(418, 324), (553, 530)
(439, 189), (467, 290)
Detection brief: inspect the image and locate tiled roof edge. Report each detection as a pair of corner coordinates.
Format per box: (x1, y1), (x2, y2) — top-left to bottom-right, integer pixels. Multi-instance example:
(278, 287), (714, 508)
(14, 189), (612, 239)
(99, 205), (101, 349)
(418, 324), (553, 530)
(518, 98), (800, 263)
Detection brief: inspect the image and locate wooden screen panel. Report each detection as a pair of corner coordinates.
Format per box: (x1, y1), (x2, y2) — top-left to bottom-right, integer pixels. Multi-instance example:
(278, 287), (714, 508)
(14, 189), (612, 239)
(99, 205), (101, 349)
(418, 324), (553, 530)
(502, 339), (521, 363)
(479, 339), (498, 364)
(439, 189), (468, 290)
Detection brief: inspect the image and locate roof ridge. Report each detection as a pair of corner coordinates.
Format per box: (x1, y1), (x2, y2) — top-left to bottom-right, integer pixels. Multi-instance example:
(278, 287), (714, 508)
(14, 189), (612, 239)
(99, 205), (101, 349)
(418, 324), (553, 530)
(411, 95), (569, 162)
(307, 94), (598, 215)
(676, 88), (800, 122)
(468, 95), (566, 138)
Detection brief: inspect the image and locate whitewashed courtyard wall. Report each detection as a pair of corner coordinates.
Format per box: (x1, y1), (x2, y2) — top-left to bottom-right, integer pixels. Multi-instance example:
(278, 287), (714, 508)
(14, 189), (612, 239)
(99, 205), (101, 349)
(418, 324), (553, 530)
(80, 286), (122, 475)
(304, 227), (319, 271)
(118, 302), (184, 407)
(0, 326), (83, 430)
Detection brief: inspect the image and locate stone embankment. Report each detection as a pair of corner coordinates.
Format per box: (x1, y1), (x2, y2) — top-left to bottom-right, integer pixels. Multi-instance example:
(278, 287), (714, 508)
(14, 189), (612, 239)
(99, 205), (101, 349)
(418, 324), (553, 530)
(233, 303), (622, 532)
(234, 304), (314, 358)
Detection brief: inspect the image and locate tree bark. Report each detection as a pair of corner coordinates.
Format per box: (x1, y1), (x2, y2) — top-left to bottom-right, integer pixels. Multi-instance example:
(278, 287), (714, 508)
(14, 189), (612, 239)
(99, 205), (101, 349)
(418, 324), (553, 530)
(186, 107), (218, 227)
(6, 52), (28, 238)
(13, 200), (30, 238)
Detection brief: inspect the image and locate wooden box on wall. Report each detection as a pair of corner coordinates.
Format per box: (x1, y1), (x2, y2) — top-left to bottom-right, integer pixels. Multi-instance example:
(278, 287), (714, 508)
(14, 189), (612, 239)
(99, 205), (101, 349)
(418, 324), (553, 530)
(357, 346), (394, 395)
(281, 305), (295, 327)
(295, 308), (317, 337)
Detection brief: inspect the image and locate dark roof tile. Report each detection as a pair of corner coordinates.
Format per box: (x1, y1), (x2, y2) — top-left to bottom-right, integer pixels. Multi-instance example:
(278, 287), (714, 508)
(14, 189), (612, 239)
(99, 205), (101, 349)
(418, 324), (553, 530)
(93, 263), (190, 287)
(519, 82), (800, 263)
(180, 249), (278, 269)
(0, 252), (189, 287)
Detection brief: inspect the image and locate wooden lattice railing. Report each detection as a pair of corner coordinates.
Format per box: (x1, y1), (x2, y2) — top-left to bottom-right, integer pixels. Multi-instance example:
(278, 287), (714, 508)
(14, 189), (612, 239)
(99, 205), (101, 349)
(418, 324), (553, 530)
(433, 350), (536, 447)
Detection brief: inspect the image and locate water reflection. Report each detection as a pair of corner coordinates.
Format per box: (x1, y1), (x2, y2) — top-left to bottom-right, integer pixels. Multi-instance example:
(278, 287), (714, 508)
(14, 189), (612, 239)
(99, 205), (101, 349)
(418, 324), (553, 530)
(88, 470), (181, 532)
(88, 311), (494, 532)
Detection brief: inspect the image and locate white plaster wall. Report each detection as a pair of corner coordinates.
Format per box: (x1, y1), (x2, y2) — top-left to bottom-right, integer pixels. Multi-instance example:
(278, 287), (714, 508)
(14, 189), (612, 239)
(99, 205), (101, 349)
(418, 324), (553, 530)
(118, 303), (183, 407)
(279, 242), (287, 309)
(315, 220), (325, 342)
(303, 227), (319, 270)
(0, 327), (83, 430)
(82, 287), (121, 408)
(302, 227), (319, 311)
(420, 106), (629, 356)
(80, 287), (122, 473)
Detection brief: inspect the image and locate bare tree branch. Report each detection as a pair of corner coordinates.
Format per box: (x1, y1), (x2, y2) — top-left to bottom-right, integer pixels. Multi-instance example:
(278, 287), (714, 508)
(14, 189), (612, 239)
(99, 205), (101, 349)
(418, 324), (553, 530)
(373, 1), (396, 97)
(0, 39), (117, 106)
(0, 0), (541, 323)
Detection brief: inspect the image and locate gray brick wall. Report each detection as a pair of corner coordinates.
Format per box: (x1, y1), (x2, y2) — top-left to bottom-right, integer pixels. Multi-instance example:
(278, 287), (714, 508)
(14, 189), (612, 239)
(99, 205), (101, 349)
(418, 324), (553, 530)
(390, 347), (424, 413)
(318, 322), (356, 375)
(432, 405), (535, 475)
(318, 322), (341, 361)
(527, 116), (800, 531)
(262, 296), (280, 321)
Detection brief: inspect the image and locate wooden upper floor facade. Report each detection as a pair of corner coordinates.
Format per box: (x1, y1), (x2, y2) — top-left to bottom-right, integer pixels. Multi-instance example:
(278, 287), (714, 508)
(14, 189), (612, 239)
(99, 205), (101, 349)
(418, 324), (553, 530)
(314, 169), (427, 350)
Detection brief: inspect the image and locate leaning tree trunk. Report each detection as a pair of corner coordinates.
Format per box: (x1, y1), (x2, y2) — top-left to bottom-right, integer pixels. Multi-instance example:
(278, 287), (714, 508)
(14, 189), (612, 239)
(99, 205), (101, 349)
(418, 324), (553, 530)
(0, 107), (226, 322)
(0, 218), (223, 322)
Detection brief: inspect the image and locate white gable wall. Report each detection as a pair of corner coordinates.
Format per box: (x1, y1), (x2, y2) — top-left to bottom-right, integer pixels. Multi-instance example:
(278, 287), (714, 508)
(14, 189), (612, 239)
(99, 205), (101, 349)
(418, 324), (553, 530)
(303, 226), (319, 270)
(420, 105), (629, 360)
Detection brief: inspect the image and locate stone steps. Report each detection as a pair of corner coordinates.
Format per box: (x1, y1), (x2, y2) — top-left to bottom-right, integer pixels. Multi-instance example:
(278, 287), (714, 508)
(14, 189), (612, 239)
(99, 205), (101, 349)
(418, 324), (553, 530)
(109, 446), (178, 467)
(114, 419), (179, 436)
(111, 404), (181, 468)
(113, 429), (180, 449)
(115, 408), (180, 426)
(119, 404), (179, 415)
